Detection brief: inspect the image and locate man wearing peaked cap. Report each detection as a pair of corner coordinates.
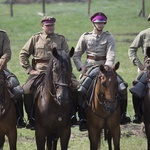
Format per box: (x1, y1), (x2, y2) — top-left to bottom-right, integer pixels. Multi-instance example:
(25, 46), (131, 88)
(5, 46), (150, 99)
(41, 16), (56, 24)
(19, 15), (79, 130)
(0, 30), (26, 128)
(128, 13), (150, 124)
(73, 11), (131, 131)
(90, 12), (107, 24)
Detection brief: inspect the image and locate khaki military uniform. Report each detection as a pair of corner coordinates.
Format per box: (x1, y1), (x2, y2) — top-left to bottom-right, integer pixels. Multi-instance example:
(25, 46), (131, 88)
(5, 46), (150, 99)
(20, 31), (69, 94)
(128, 28), (150, 69)
(73, 31), (116, 71)
(0, 30), (11, 69)
(20, 31), (69, 74)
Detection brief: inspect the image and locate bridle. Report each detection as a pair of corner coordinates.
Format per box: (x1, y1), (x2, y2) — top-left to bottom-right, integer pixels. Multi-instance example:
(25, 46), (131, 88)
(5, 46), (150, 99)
(91, 69), (120, 118)
(46, 58), (72, 104)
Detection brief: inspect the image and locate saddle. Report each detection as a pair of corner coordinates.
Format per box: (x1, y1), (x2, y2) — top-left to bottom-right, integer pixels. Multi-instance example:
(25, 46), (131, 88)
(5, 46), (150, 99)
(30, 73), (46, 101)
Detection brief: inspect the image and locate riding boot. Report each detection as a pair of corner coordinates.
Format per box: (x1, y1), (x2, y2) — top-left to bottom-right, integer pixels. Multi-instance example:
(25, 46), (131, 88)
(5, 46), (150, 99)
(78, 93), (87, 131)
(78, 105), (87, 132)
(132, 95), (142, 124)
(71, 91), (78, 126)
(119, 89), (131, 125)
(15, 95), (26, 128)
(23, 94), (35, 130)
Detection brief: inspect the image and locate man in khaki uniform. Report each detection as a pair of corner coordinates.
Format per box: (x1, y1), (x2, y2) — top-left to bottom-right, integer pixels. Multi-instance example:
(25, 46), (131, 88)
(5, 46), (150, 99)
(19, 16), (71, 129)
(0, 29), (26, 128)
(128, 14), (150, 123)
(73, 12), (131, 131)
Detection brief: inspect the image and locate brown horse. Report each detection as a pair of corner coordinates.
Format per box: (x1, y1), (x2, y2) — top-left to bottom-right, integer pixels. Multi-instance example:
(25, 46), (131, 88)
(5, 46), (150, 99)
(35, 47), (74, 150)
(86, 62), (121, 150)
(0, 70), (17, 150)
(143, 64), (150, 150)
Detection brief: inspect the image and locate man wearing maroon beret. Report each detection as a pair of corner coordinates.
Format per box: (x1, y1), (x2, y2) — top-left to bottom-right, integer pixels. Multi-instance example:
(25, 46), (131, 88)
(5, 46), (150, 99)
(73, 12), (131, 131)
(19, 16), (71, 129)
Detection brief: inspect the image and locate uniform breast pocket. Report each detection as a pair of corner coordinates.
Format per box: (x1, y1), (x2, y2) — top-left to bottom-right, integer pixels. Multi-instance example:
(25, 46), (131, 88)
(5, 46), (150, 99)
(87, 40), (96, 50)
(99, 41), (107, 49)
(35, 43), (47, 58)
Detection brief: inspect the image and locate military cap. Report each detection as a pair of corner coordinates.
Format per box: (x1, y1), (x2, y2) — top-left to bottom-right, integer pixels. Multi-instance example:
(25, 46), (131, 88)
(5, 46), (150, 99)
(90, 12), (107, 24)
(41, 16), (56, 25)
(147, 14), (150, 21)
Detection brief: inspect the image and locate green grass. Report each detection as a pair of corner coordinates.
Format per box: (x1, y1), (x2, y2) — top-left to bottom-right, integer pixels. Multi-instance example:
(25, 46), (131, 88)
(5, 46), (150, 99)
(0, 0), (150, 149)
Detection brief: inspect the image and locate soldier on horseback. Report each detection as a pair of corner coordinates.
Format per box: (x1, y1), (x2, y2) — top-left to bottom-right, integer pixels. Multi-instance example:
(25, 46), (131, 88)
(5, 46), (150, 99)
(0, 29), (26, 128)
(19, 16), (78, 130)
(128, 14), (150, 123)
(73, 12), (131, 131)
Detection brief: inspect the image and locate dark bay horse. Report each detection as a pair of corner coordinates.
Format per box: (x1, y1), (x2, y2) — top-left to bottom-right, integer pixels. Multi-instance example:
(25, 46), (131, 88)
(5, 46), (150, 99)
(86, 62), (121, 150)
(143, 63), (150, 150)
(0, 70), (17, 150)
(35, 47), (74, 150)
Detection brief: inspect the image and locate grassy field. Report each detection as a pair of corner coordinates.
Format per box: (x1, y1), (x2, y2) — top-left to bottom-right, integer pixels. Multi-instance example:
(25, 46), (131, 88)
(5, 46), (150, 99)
(0, 0), (150, 149)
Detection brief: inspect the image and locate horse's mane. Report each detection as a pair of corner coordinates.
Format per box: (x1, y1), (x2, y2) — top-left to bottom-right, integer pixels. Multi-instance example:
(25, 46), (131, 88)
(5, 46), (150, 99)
(44, 50), (72, 92)
(44, 57), (53, 92)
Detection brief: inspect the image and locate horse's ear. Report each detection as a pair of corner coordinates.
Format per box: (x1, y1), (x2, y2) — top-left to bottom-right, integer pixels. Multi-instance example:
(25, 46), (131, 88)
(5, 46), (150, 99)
(99, 64), (105, 72)
(69, 47), (74, 58)
(52, 47), (59, 59)
(114, 61), (120, 71)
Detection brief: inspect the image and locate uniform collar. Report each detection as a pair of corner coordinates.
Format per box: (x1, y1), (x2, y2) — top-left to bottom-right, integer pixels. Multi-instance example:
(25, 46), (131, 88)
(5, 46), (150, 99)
(92, 30), (103, 37)
(42, 31), (55, 38)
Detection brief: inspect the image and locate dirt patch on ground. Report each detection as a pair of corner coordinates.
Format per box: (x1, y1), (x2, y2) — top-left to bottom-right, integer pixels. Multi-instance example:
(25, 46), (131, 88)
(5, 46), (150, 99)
(71, 122), (146, 139)
(121, 122), (146, 138)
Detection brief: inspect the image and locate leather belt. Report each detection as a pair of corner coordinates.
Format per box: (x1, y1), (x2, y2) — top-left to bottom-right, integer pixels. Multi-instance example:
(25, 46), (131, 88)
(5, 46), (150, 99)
(35, 59), (50, 63)
(87, 55), (106, 61)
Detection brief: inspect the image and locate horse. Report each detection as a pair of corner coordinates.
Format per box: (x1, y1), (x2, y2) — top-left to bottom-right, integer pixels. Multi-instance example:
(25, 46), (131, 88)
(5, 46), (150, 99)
(86, 62), (121, 150)
(35, 47), (74, 150)
(143, 64), (150, 150)
(0, 70), (17, 150)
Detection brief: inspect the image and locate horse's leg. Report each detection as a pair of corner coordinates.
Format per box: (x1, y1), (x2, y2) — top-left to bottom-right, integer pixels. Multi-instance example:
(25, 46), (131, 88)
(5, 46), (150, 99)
(88, 128), (101, 150)
(145, 123), (150, 150)
(0, 135), (5, 150)
(111, 125), (120, 150)
(47, 134), (58, 150)
(7, 127), (17, 150)
(59, 125), (71, 150)
(35, 128), (46, 150)
(47, 135), (53, 150)
(107, 131), (112, 150)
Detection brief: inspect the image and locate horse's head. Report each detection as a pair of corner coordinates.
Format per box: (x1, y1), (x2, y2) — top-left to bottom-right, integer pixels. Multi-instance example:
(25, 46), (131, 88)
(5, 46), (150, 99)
(96, 62), (120, 114)
(45, 47), (74, 105)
